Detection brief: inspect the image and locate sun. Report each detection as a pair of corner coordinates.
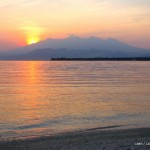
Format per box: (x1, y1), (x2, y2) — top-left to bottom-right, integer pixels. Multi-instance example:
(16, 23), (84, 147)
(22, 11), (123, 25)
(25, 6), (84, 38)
(27, 37), (40, 45)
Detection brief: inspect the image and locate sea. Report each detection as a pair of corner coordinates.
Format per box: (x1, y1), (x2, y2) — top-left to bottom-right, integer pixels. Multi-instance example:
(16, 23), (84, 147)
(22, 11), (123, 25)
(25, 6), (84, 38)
(0, 61), (150, 141)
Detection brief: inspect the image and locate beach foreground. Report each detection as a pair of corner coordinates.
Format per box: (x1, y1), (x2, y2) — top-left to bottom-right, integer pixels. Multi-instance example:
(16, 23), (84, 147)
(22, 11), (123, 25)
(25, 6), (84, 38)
(0, 127), (150, 150)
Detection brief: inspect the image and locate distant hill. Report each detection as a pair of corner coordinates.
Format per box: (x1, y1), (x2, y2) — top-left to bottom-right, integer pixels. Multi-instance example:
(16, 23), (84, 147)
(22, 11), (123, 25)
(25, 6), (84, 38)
(0, 35), (150, 60)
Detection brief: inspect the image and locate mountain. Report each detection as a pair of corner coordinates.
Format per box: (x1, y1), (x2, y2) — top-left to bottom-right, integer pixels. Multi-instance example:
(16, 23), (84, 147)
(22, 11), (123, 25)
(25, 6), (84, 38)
(0, 35), (150, 60)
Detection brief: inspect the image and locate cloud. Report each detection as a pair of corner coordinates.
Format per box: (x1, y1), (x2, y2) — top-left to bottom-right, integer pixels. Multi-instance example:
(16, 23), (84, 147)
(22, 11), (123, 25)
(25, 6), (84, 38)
(0, 0), (41, 7)
(0, 0), (149, 49)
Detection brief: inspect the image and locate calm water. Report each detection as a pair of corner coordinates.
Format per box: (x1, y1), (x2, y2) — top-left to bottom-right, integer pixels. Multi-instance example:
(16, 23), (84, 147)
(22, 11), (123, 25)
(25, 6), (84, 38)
(0, 61), (150, 140)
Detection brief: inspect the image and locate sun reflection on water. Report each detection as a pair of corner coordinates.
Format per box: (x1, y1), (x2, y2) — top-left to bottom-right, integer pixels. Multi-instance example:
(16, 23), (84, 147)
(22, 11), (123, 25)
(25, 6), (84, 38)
(0, 61), (150, 140)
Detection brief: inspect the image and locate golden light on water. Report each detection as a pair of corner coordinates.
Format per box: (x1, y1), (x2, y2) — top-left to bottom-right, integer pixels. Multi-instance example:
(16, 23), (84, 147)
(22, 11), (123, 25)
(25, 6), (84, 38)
(27, 37), (40, 45)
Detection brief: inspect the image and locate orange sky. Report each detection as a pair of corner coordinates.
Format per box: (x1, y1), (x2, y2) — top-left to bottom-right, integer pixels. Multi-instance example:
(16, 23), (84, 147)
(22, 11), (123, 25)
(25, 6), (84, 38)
(0, 0), (150, 50)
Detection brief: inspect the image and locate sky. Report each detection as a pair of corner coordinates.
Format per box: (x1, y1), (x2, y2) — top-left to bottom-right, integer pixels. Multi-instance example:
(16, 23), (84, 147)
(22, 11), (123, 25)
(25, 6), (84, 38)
(0, 0), (150, 51)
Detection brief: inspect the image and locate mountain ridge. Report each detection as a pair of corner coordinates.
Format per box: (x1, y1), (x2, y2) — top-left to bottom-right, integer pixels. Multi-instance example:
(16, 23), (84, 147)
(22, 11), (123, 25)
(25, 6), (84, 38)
(0, 35), (150, 60)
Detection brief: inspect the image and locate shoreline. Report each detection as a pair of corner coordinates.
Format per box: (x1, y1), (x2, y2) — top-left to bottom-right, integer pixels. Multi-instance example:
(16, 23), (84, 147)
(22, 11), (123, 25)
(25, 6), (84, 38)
(51, 57), (150, 61)
(0, 127), (150, 150)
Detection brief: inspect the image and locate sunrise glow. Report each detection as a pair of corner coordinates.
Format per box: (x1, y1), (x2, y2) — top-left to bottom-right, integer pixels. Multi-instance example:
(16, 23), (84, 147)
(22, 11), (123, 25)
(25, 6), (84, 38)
(27, 37), (40, 45)
(0, 0), (150, 50)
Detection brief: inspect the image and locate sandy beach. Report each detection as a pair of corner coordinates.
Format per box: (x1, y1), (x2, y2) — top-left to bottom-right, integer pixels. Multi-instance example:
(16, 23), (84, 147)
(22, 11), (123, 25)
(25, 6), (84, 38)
(0, 127), (150, 150)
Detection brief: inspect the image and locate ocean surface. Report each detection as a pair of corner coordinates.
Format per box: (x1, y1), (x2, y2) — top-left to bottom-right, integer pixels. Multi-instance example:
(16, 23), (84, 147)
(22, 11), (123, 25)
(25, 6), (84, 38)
(0, 61), (150, 141)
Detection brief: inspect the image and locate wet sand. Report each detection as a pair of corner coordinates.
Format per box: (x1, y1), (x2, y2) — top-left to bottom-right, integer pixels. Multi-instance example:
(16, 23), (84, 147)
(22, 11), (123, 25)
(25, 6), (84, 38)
(0, 127), (150, 150)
